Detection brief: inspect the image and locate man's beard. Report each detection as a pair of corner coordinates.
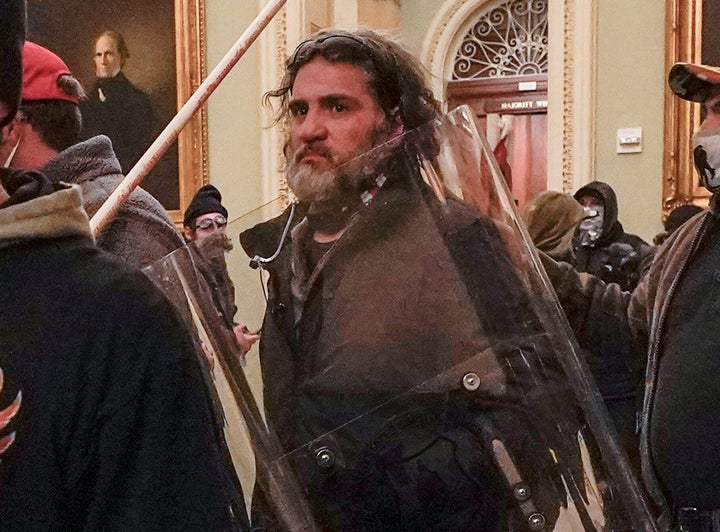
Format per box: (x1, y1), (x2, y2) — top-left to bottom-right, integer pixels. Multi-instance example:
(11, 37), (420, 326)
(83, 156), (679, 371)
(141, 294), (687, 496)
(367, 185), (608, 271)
(285, 157), (338, 203)
(285, 120), (393, 204)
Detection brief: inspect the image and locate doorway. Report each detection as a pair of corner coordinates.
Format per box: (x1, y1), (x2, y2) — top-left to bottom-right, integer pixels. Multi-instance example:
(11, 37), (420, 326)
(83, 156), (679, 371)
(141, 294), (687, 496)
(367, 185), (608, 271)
(448, 73), (548, 210)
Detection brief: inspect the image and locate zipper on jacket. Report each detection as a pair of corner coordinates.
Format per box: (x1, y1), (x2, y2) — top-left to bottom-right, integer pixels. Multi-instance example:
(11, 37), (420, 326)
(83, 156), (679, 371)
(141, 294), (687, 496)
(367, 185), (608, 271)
(642, 212), (711, 509)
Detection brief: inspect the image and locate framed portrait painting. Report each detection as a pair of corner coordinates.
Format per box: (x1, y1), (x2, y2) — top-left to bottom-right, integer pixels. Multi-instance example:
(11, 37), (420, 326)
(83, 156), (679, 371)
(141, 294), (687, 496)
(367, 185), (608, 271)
(26, 0), (207, 224)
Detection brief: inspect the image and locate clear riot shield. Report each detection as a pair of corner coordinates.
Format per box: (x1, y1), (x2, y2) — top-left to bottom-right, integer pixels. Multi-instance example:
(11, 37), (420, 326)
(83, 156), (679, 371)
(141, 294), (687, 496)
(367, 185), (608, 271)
(144, 104), (656, 532)
(142, 204), (319, 532)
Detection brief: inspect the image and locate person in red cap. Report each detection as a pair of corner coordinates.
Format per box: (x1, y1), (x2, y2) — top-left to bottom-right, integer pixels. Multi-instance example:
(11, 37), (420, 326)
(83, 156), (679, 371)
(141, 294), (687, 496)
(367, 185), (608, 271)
(542, 62), (720, 530)
(0, 41), (183, 269)
(0, 28), (247, 532)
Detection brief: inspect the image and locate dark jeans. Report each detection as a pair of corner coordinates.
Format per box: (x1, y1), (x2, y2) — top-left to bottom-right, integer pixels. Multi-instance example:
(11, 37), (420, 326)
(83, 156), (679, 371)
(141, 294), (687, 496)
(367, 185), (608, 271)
(676, 508), (720, 532)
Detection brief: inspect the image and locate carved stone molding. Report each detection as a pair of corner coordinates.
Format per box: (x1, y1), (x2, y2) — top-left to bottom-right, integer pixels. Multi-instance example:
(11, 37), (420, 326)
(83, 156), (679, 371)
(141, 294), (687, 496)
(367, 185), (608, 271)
(260, 3), (291, 204)
(274, 7), (290, 203)
(561, 0), (575, 192)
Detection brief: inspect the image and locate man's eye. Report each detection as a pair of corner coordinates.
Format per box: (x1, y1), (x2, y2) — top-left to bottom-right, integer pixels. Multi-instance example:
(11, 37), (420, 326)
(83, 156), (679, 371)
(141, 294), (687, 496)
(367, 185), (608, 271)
(289, 104), (307, 117)
(333, 104), (347, 112)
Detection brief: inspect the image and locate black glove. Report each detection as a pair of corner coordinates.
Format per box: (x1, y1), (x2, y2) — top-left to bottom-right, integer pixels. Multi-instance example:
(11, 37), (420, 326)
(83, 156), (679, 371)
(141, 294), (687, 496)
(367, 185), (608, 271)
(601, 242), (639, 289)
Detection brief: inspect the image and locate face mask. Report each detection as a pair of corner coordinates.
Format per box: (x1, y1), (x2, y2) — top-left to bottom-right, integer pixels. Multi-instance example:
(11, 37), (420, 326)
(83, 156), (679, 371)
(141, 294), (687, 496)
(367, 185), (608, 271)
(693, 128), (720, 193)
(577, 205), (604, 247)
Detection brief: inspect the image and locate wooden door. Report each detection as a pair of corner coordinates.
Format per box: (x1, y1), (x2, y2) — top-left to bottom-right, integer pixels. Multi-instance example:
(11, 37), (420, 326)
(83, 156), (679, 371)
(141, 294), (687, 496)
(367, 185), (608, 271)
(447, 75), (548, 211)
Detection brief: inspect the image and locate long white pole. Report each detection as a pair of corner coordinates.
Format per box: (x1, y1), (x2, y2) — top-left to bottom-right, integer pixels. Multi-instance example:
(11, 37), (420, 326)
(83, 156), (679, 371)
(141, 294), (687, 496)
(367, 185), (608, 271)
(90, 0), (287, 234)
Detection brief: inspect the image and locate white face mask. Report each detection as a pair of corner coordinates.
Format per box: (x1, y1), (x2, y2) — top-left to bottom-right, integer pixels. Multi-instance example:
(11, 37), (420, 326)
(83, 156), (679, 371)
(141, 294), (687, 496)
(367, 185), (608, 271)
(692, 127), (720, 193)
(577, 205), (604, 247)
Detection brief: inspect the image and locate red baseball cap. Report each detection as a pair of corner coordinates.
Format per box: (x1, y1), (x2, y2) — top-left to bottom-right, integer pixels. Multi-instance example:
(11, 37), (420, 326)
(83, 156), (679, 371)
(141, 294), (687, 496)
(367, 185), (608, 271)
(669, 62), (720, 102)
(21, 41), (79, 104)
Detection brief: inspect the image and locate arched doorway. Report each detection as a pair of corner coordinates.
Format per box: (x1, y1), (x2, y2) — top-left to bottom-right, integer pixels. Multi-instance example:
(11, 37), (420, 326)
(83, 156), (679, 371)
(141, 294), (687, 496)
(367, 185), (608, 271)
(446, 0), (548, 210)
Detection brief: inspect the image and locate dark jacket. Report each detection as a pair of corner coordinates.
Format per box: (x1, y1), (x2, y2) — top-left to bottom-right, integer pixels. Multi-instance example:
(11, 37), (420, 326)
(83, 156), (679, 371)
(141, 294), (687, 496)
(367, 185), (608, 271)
(545, 199), (710, 529)
(40, 135), (184, 269)
(80, 72), (153, 174)
(573, 181), (654, 291)
(241, 180), (590, 531)
(0, 177), (243, 530)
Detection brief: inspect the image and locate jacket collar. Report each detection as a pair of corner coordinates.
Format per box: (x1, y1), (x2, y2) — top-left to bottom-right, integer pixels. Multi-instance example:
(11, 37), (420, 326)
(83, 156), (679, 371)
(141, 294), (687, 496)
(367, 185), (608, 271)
(41, 135), (122, 185)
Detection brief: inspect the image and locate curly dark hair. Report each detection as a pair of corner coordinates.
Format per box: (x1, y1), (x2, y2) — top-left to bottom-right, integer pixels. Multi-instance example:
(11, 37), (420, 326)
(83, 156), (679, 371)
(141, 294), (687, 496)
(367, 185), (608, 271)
(265, 28), (440, 137)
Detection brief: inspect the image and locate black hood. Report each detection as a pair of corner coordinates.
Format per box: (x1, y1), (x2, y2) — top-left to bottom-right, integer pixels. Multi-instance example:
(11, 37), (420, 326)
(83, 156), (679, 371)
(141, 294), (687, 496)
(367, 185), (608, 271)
(574, 180), (623, 244)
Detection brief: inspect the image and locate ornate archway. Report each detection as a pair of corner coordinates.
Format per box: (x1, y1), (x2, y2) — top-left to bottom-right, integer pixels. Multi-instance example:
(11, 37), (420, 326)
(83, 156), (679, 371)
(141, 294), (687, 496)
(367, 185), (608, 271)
(421, 0), (598, 194)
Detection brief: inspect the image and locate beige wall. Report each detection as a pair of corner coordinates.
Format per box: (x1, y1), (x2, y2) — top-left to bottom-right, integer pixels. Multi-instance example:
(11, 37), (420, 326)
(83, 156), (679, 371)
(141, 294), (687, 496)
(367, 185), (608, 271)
(594, 0), (665, 242)
(204, 1), (269, 508)
(400, 0), (443, 56)
(205, 1), (265, 223)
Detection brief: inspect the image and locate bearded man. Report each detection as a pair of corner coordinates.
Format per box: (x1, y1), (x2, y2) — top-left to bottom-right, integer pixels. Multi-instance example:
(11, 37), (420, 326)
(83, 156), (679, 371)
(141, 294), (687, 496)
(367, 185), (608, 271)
(240, 28), (578, 531)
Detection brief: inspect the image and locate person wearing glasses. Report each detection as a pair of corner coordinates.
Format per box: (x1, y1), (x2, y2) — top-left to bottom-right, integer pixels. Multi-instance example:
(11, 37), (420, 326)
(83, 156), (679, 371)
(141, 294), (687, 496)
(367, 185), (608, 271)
(184, 184), (259, 357)
(182, 184), (229, 243)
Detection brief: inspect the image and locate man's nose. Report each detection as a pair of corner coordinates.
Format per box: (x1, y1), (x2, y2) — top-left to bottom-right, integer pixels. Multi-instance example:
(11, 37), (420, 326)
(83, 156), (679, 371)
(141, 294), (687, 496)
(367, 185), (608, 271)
(295, 109), (328, 143)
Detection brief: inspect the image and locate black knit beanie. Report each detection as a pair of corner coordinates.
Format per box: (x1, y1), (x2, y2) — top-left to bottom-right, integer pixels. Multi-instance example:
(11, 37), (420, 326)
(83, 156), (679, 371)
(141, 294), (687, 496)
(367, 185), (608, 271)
(183, 184), (228, 227)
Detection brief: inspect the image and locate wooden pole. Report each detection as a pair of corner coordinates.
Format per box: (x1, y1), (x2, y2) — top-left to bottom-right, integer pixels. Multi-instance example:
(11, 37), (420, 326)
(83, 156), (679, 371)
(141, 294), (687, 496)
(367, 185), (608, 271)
(90, 0), (287, 235)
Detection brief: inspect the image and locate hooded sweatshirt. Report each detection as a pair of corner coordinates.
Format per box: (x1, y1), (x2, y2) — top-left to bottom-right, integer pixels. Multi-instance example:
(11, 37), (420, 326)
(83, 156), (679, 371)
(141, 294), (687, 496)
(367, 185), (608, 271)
(573, 181), (654, 291)
(0, 169), (243, 530)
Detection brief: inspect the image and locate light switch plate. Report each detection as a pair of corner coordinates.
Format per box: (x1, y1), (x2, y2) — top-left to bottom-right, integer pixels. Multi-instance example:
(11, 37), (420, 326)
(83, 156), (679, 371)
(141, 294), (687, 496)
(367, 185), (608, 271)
(617, 127), (642, 153)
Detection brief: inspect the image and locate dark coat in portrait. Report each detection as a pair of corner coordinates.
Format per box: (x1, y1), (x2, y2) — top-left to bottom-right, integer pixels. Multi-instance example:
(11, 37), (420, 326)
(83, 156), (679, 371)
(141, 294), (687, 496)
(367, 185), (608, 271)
(80, 72), (154, 173)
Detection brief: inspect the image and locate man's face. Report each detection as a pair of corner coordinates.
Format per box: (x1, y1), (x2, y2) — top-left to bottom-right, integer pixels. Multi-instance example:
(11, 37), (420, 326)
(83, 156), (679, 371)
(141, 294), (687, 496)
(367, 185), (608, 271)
(285, 57), (399, 203)
(94, 35), (122, 78)
(183, 212), (227, 242)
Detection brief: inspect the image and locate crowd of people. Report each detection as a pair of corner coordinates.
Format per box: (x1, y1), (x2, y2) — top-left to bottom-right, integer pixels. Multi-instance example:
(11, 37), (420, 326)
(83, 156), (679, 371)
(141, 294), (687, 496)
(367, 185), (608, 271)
(2, 1), (720, 529)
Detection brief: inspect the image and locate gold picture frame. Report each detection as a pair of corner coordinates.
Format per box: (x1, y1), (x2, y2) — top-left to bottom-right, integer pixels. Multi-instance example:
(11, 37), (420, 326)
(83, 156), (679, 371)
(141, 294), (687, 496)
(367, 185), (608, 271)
(27, 0), (208, 226)
(174, 0), (209, 225)
(663, 0), (709, 219)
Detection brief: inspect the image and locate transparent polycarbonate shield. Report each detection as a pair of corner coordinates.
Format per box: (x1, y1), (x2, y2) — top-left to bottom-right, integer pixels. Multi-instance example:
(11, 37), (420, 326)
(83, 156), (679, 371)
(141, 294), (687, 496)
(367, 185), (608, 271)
(143, 104), (656, 531)
(142, 209), (319, 532)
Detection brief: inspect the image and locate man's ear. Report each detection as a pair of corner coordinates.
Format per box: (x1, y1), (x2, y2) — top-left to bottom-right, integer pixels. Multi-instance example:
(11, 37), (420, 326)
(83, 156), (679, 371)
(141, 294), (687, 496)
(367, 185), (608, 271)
(1, 116), (21, 145)
(182, 225), (194, 242)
